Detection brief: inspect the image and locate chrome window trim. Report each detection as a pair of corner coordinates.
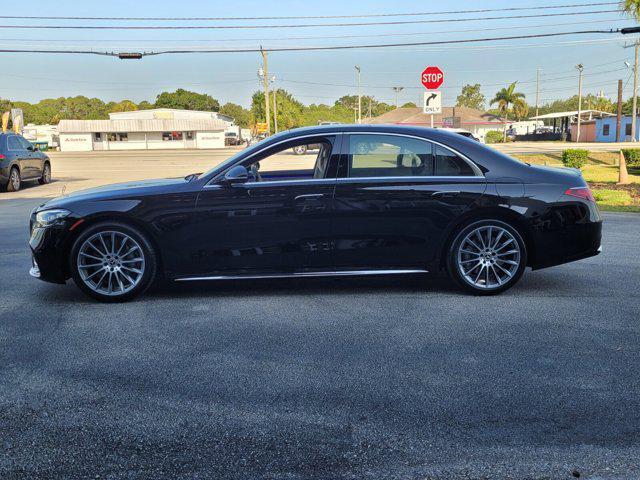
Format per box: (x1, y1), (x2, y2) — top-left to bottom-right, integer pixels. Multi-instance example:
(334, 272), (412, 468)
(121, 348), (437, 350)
(175, 268), (428, 282)
(343, 131), (484, 178)
(335, 175), (484, 183)
(204, 133), (340, 188)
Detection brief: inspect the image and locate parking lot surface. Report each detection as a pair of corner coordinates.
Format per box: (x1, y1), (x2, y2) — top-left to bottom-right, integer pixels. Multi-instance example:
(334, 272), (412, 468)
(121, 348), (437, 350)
(1, 194), (639, 479)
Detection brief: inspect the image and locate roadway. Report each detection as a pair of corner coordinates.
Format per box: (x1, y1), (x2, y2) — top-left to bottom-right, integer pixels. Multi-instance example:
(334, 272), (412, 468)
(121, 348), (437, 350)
(1, 195), (639, 479)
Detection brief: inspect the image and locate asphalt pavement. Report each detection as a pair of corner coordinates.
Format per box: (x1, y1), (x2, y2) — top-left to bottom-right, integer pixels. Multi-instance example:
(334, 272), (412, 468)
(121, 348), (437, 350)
(1, 198), (639, 479)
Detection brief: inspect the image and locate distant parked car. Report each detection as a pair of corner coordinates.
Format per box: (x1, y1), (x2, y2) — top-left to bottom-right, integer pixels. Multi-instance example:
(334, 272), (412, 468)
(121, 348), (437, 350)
(1, 132), (51, 192)
(225, 132), (240, 146)
(436, 127), (479, 141)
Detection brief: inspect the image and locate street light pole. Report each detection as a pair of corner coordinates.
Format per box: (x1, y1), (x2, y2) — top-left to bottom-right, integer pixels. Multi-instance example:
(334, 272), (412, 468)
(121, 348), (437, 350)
(355, 65), (361, 124)
(271, 75), (278, 133)
(535, 68), (541, 118)
(260, 48), (271, 135)
(576, 63), (584, 143)
(392, 86), (404, 109)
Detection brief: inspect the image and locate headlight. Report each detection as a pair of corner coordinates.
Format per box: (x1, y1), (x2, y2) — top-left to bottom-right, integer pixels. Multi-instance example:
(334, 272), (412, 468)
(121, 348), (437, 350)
(34, 209), (71, 228)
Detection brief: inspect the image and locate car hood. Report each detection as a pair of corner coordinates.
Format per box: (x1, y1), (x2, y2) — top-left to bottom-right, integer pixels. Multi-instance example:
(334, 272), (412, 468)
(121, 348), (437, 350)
(38, 177), (189, 211)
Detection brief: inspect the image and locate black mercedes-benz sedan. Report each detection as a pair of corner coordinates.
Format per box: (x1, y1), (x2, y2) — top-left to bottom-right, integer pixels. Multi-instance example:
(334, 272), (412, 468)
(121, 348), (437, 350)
(29, 125), (602, 301)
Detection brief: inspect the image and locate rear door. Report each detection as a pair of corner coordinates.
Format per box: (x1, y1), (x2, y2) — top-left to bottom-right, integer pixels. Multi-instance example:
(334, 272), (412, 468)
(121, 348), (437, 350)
(332, 133), (486, 270)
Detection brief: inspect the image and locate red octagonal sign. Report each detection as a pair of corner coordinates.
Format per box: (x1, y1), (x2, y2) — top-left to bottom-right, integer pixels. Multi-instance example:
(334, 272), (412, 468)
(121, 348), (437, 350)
(421, 66), (444, 90)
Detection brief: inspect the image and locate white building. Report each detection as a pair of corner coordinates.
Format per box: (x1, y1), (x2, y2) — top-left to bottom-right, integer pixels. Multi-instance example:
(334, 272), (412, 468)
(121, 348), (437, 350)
(58, 108), (231, 152)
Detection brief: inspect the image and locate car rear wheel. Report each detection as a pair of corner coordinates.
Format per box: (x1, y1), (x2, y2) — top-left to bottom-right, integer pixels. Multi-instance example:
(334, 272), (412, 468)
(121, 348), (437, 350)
(70, 222), (157, 302)
(292, 145), (307, 155)
(447, 219), (527, 295)
(6, 167), (21, 192)
(38, 163), (51, 185)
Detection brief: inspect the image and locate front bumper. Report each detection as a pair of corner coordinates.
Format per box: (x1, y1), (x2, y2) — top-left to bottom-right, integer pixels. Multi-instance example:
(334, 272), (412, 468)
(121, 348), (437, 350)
(29, 210), (81, 284)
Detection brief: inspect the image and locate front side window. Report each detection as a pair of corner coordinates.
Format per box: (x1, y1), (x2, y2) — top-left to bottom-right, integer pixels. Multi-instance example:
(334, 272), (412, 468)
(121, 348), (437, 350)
(348, 134), (433, 178)
(434, 145), (476, 176)
(18, 136), (34, 150)
(244, 137), (335, 182)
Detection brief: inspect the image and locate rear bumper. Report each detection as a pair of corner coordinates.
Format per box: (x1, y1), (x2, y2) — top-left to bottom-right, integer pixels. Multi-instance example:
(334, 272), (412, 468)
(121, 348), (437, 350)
(530, 214), (602, 270)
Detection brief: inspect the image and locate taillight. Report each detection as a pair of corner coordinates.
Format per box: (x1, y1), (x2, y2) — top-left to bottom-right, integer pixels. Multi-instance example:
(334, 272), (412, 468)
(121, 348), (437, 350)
(0, 154), (5, 159)
(565, 186), (595, 202)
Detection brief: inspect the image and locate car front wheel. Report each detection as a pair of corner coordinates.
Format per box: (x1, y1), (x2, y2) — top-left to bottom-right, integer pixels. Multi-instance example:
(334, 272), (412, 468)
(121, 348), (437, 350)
(70, 222), (157, 302)
(39, 163), (51, 185)
(447, 219), (527, 295)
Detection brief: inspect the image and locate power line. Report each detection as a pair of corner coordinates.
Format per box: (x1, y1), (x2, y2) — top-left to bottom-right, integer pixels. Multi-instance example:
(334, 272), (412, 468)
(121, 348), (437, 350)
(0, 2), (619, 21)
(0, 29), (626, 56)
(0, 18), (630, 51)
(0, 10), (620, 30)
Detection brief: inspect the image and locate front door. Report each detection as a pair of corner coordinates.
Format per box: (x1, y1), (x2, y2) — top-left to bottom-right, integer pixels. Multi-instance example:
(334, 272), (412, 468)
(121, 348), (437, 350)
(181, 135), (341, 277)
(332, 133), (486, 271)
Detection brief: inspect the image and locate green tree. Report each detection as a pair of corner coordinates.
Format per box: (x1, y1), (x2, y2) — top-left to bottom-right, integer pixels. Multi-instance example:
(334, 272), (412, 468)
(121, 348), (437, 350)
(251, 89), (304, 130)
(137, 101), (154, 110)
(512, 98), (529, 121)
(490, 82), (526, 140)
(401, 102), (417, 108)
(621, 0), (640, 19)
(456, 84), (486, 110)
(109, 100), (138, 113)
(155, 89), (220, 111)
(220, 102), (251, 128)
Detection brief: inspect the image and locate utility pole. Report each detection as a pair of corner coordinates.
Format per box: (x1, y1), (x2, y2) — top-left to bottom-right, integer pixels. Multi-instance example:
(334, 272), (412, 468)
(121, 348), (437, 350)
(576, 63), (584, 143)
(271, 75), (278, 133)
(392, 86), (404, 109)
(535, 68), (541, 118)
(355, 65), (361, 124)
(260, 48), (271, 135)
(616, 78), (623, 143)
(632, 41), (639, 141)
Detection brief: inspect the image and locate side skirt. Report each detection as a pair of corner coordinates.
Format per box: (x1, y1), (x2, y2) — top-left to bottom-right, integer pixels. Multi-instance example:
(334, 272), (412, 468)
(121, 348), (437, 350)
(174, 269), (428, 282)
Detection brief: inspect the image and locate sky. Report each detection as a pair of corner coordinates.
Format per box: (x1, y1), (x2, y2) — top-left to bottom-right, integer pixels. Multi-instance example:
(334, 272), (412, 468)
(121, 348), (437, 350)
(1, 0), (639, 109)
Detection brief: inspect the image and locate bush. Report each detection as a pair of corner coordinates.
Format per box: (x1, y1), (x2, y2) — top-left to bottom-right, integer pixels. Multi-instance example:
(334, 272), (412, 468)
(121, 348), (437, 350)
(561, 149), (589, 169)
(485, 130), (505, 144)
(622, 149), (640, 167)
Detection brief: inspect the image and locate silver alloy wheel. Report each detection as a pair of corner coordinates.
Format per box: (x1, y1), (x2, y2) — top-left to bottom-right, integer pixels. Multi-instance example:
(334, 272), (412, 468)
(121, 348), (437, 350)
(293, 145), (306, 155)
(77, 231), (145, 296)
(43, 164), (51, 183)
(457, 225), (521, 290)
(10, 169), (20, 190)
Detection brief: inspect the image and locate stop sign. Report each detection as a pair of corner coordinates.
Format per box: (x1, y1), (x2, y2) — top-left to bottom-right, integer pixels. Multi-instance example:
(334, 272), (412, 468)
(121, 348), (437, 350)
(421, 66), (444, 90)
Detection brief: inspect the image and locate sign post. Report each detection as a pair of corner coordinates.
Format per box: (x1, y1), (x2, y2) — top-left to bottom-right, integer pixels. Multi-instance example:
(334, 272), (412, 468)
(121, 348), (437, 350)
(421, 66), (444, 128)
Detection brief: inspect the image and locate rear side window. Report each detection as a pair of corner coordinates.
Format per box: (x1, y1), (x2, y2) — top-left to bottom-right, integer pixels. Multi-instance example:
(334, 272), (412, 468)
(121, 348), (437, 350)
(348, 134), (433, 178)
(7, 136), (22, 151)
(435, 145), (476, 176)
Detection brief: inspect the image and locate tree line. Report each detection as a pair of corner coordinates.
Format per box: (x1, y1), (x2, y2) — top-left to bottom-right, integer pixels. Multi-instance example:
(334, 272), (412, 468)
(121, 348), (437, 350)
(2, 84), (638, 130)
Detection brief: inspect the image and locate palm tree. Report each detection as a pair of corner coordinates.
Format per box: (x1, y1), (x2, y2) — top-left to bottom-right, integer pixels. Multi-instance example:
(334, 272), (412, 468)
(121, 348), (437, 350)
(621, 0), (640, 19)
(490, 82), (526, 140)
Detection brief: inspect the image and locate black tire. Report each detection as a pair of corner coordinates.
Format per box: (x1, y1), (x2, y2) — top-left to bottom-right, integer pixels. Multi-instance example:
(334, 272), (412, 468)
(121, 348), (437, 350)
(6, 167), (20, 192)
(69, 222), (158, 302)
(446, 219), (527, 296)
(38, 162), (51, 185)
(292, 145), (307, 155)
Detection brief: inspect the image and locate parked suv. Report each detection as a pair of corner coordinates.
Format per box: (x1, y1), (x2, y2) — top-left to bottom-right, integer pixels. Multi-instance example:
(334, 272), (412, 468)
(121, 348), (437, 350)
(0, 132), (51, 192)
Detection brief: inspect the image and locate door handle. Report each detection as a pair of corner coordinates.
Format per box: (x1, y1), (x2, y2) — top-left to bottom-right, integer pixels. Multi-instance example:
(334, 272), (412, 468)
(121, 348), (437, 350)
(294, 193), (324, 201)
(431, 191), (461, 197)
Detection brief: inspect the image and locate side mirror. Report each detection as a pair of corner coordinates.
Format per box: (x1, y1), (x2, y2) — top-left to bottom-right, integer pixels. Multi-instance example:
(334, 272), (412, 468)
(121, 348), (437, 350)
(27, 145), (35, 152)
(222, 165), (249, 186)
